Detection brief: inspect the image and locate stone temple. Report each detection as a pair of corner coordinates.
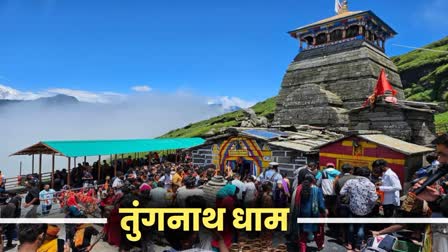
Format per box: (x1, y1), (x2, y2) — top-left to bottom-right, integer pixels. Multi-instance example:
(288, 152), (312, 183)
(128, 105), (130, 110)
(273, 3), (436, 145)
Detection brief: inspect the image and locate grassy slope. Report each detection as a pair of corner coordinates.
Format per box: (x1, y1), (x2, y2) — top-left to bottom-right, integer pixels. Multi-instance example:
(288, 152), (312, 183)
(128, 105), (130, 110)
(392, 36), (448, 102)
(161, 97), (277, 138)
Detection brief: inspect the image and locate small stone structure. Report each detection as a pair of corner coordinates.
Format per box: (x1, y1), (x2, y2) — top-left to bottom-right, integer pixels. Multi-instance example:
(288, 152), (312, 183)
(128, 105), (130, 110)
(349, 100), (437, 145)
(189, 127), (343, 178)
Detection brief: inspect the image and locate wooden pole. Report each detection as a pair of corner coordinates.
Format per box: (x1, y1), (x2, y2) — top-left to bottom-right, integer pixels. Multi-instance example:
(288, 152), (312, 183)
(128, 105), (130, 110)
(32, 154), (35, 174)
(51, 154), (55, 189)
(84, 156), (87, 164)
(38, 153), (42, 185)
(98, 155), (101, 181)
(114, 154), (117, 177)
(19, 162), (22, 177)
(67, 157), (71, 187)
(121, 154), (124, 171)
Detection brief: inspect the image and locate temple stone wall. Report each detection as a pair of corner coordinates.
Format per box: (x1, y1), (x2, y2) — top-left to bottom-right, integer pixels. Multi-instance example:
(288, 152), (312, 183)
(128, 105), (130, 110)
(274, 40), (404, 127)
(191, 145), (213, 167)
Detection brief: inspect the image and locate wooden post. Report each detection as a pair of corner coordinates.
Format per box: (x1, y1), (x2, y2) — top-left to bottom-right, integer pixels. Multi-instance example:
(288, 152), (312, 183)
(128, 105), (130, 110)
(74, 157), (77, 169)
(342, 29), (347, 39)
(312, 36), (316, 45)
(32, 154), (35, 174)
(67, 157), (71, 187)
(114, 154), (117, 177)
(84, 156), (87, 164)
(121, 154), (124, 171)
(98, 155), (101, 181)
(51, 154), (55, 189)
(38, 153), (42, 184)
(19, 162), (22, 177)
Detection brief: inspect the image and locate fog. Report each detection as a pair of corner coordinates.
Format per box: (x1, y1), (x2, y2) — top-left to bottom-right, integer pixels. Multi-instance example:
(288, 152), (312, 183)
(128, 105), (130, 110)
(1, 92), (225, 178)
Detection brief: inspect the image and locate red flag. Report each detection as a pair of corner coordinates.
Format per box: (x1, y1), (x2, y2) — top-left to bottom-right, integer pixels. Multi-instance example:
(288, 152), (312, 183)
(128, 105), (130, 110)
(374, 69), (397, 97)
(362, 69), (397, 107)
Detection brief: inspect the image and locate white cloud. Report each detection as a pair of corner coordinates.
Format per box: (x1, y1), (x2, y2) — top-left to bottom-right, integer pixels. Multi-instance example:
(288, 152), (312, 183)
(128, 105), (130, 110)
(208, 96), (256, 110)
(131, 85), (152, 92)
(422, 0), (448, 26)
(0, 84), (263, 178)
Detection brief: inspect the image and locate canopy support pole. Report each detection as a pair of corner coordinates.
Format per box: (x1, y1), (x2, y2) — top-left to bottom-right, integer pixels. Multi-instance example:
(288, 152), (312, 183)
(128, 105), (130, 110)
(98, 155), (101, 181)
(38, 153), (42, 185)
(32, 154), (35, 174)
(67, 157), (71, 187)
(121, 154), (124, 171)
(114, 154), (117, 177)
(84, 156), (87, 164)
(51, 154), (55, 189)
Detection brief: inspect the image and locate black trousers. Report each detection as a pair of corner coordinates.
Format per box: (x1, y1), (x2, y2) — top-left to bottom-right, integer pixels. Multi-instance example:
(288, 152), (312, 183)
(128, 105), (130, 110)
(383, 204), (397, 217)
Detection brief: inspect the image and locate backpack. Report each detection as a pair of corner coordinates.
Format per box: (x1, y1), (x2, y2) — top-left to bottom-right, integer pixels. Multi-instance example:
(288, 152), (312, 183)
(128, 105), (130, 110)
(362, 235), (397, 252)
(321, 171), (335, 196)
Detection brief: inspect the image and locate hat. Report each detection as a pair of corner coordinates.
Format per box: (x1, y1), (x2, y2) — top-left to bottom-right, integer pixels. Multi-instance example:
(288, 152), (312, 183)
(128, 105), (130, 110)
(207, 175), (227, 186)
(326, 163), (335, 168)
(269, 162), (279, 167)
(46, 225), (60, 237)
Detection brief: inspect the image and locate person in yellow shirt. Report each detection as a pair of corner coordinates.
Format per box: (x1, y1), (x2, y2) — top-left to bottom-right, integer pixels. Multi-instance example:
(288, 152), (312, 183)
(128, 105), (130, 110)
(172, 167), (184, 190)
(37, 225), (68, 252)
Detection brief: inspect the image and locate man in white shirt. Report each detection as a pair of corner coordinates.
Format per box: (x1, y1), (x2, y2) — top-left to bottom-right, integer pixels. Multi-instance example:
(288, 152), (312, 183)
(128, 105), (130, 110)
(112, 171), (124, 193)
(375, 159), (402, 217)
(175, 176), (204, 207)
(231, 173), (246, 203)
(39, 184), (56, 215)
(150, 181), (169, 207)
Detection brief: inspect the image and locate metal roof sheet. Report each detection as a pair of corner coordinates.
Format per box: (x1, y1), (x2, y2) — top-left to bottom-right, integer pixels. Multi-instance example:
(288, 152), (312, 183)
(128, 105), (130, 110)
(11, 138), (205, 157)
(358, 134), (434, 155)
(241, 129), (289, 140)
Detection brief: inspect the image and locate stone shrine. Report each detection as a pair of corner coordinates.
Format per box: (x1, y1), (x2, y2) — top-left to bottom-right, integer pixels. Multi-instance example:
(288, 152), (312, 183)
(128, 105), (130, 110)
(273, 2), (436, 144)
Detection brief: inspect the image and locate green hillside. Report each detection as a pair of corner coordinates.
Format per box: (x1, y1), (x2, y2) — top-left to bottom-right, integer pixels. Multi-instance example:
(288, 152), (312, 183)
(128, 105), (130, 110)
(161, 97), (277, 138)
(162, 37), (448, 138)
(392, 36), (448, 102)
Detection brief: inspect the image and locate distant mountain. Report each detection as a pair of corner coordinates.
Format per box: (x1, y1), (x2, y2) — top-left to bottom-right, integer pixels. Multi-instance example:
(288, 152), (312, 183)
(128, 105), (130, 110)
(35, 94), (79, 105)
(0, 94), (79, 107)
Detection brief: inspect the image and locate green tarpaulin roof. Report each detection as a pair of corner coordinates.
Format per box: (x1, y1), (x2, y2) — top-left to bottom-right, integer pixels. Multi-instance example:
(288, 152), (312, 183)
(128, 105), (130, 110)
(11, 138), (205, 157)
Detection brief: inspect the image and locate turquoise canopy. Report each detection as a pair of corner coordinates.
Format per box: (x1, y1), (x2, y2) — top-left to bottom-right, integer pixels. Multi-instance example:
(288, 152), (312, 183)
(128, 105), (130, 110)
(11, 138), (205, 157)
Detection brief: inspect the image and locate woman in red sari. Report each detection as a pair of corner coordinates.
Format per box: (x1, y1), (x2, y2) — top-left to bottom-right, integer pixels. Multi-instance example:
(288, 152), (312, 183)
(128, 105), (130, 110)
(103, 188), (123, 247)
(212, 184), (238, 251)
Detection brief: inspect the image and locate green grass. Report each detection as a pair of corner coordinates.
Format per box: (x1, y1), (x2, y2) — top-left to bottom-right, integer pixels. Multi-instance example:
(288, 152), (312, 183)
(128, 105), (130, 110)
(436, 111), (448, 126)
(161, 97), (277, 138)
(392, 36), (448, 102)
(392, 37), (448, 73)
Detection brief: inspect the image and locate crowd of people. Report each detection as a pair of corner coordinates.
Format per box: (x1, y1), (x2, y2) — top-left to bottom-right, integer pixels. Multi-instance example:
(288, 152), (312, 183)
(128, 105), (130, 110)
(3, 134), (448, 251)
